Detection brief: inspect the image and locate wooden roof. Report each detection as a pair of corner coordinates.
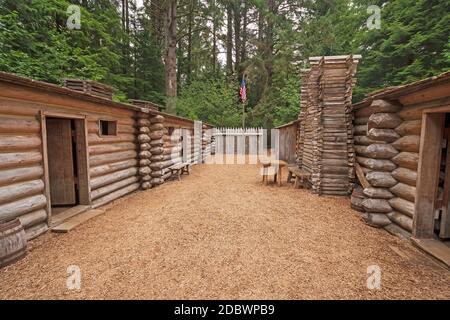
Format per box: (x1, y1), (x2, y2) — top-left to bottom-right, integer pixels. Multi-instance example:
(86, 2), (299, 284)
(353, 71), (450, 110)
(275, 120), (300, 129)
(0, 72), (213, 128)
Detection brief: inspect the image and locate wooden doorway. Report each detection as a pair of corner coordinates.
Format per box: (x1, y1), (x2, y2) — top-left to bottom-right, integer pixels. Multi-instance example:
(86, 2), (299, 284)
(41, 113), (90, 225)
(413, 112), (450, 266)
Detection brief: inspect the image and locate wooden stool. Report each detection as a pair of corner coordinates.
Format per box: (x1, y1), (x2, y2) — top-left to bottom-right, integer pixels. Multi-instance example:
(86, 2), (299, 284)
(288, 167), (311, 189)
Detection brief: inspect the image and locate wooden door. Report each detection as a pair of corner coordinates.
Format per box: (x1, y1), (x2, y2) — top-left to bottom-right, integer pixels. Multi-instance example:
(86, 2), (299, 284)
(440, 125), (450, 239)
(46, 118), (76, 205)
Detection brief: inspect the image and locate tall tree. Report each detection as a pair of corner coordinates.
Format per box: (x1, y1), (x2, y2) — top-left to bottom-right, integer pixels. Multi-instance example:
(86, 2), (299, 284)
(164, 0), (178, 113)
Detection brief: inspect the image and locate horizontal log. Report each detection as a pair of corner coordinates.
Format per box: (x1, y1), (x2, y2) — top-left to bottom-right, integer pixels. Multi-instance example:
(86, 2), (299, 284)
(0, 179), (45, 206)
(151, 178), (164, 186)
(387, 212), (413, 232)
(150, 123), (164, 131)
(18, 209), (47, 229)
(363, 212), (391, 228)
(89, 150), (137, 167)
(138, 134), (150, 143)
(89, 142), (137, 156)
(363, 187), (394, 199)
(389, 197), (415, 218)
(391, 135), (420, 153)
(139, 167), (151, 176)
(25, 223), (48, 240)
(354, 135), (387, 146)
(354, 117), (369, 125)
(392, 152), (419, 170)
(356, 144), (398, 159)
(354, 125), (367, 135)
(357, 157), (397, 172)
(137, 119), (150, 127)
(90, 167), (138, 190)
(366, 171), (397, 188)
(150, 115), (165, 123)
(0, 135), (41, 152)
(139, 127), (150, 134)
(390, 183), (416, 202)
(395, 120), (422, 136)
(362, 198), (392, 213)
(0, 118), (40, 134)
(397, 106), (423, 121)
(150, 147), (164, 155)
(92, 183), (140, 209)
(355, 100), (402, 118)
(0, 165), (43, 187)
(368, 113), (403, 130)
(91, 176), (139, 200)
(88, 133), (135, 145)
(90, 159), (137, 178)
(150, 131), (164, 140)
(150, 139), (164, 147)
(391, 167), (417, 186)
(0, 194), (47, 222)
(0, 151), (42, 170)
(368, 128), (400, 143)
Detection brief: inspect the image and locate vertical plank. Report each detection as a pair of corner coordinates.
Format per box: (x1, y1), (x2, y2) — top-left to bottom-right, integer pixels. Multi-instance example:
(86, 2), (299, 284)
(413, 112), (444, 239)
(75, 118), (91, 205)
(46, 118), (76, 205)
(236, 132), (245, 164)
(226, 128), (235, 164)
(40, 111), (51, 225)
(248, 132), (257, 165)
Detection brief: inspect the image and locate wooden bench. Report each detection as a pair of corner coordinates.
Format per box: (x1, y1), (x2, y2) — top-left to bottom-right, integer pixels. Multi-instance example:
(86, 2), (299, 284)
(287, 166), (311, 189)
(169, 163), (190, 181)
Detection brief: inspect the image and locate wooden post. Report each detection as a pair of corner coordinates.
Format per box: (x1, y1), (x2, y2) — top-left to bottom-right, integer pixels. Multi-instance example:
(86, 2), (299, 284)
(39, 111), (51, 226)
(413, 112), (444, 239)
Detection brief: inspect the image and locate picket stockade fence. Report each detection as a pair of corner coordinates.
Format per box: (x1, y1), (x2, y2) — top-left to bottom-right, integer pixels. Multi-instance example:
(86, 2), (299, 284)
(211, 128), (279, 164)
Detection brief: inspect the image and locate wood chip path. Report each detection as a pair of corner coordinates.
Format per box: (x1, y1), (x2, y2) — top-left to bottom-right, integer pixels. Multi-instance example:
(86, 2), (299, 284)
(1, 165), (449, 299)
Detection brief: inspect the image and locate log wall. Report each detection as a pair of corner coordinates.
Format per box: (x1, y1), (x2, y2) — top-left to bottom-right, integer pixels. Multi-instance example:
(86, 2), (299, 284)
(353, 99), (420, 237)
(0, 74), (211, 243)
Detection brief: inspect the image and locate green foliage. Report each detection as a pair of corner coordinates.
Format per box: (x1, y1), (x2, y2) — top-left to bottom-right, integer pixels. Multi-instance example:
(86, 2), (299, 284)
(0, 0), (165, 103)
(176, 75), (242, 127)
(1, 0), (449, 128)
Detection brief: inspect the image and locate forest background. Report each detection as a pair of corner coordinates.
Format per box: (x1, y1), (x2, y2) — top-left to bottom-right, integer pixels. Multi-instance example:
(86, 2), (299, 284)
(1, 0), (449, 128)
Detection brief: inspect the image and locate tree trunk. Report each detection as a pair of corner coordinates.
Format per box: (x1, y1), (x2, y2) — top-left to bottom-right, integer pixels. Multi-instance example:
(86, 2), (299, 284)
(226, 2), (233, 76)
(265, 0), (276, 87)
(212, 0), (217, 73)
(234, 0), (241, 72)
(165, 0), (177, 114)
(186, 0), (193, 85)
(240, 1), (247, 63)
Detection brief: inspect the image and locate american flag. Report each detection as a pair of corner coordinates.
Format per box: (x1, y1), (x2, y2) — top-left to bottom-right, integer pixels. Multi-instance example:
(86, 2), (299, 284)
(240, 77), (247, 103)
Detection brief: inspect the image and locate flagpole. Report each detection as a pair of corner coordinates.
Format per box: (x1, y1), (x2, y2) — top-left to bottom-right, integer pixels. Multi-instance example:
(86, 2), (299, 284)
(242, 100), (246, 128)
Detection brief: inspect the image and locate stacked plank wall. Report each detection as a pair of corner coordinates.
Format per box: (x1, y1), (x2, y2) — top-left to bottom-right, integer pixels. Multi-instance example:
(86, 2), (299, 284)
(297, 55), (360, 196)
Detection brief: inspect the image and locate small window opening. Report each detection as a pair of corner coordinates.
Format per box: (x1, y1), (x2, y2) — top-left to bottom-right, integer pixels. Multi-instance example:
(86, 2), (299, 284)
(99, 120), (117, 136)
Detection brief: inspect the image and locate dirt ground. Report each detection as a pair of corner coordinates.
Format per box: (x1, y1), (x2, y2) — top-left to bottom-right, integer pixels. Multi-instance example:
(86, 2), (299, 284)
(1, 164), (449, 300)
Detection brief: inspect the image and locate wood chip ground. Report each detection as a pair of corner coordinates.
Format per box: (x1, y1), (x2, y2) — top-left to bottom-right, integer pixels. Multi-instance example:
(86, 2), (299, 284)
(0, 165), (449, 299)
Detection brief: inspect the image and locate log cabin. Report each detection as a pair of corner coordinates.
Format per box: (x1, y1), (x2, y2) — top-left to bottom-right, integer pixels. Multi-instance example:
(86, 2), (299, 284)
(352, 71), (450, 266)
(0, 72), (212, 240)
